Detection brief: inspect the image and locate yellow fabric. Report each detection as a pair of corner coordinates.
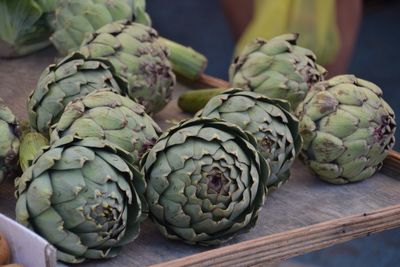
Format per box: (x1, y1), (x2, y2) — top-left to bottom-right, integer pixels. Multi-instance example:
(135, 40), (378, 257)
(235, 0), (340, 66)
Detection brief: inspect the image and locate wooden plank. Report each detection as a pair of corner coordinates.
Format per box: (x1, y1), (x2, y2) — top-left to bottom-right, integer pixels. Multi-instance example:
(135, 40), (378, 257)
(152, 204), (400, 267)
(383, 151), (400, 178)
(198, 73), (229, 88)
(1, 48), (400, 267)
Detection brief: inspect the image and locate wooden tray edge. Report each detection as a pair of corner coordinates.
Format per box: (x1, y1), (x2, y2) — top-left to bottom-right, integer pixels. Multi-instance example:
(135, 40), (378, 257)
(198, 74), (230, 88)
(151, 204), (400, 267)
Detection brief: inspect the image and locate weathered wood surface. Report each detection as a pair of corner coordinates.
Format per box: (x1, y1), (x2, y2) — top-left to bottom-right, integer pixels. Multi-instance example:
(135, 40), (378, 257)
(1, 49), (400, 267)
(154, 204), (400, 267)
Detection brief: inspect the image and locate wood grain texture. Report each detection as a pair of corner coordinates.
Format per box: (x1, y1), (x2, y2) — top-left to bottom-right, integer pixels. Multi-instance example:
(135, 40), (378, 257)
(152, 204), (400, 267)
(198, 73), (230, 88)
(0, 48), (400, 267)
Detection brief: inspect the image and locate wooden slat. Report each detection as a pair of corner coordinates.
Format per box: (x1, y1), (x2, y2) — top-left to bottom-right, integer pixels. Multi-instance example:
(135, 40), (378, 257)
(198, 73), (230, 88)
(382, 150), (400, 178)
(388, 150), (400, 160)
(152, 204), (400, 267)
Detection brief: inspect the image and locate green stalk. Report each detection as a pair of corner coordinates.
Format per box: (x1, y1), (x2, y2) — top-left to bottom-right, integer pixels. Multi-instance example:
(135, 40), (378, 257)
(19, 132), (49, 172)
(159, 37), (207, 81)
(178, 88), (226, 114)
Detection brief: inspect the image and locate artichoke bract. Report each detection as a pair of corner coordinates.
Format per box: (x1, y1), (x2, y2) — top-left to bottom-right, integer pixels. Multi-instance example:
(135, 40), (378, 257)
(0, 98), (20, 184)
(35, 0), (59, 12)
(51, 90), (161, 167)
(50, 0), (151, 55)
(296, 75), (396, 184)
(19, 132), (49, 172)
(229, 33), (326, 110)
(27, 52), (126, 136)
(198, 89), (302, 188)
(79, 20), (175, 114)
(142, 118), (270, 245)
(15, 135), (147, 263)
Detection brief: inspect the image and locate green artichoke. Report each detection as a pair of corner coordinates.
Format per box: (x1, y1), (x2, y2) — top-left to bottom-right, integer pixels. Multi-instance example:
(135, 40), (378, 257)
(0, 98), (20, 184)
(142, 118), (270, 245)
(19, 132), (49, 172)
(49, 0), (151, 55)
(296, 75), (396, 184)
(51, 89), (161, 167)
(27, 52), (126, 136)
(198, 89), (302, 188)
(127, 0), (151, 26)
(229, 33), (326, 110)
(79, 20), (175, 114)
(15, 135), (147, 263)
(35, 0), (59, 12)
(0, 0), (52, 58)
(80, 21), (175, 113)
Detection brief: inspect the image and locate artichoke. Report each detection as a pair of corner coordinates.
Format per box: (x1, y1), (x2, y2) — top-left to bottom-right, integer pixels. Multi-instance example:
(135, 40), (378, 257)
(198, 89), (302, 188)
(19, 132), (49, 172)
(15, 135), (147, 263)
(27, 52), (126, 136)
(296, 75), (396, 184)
(35, 0), (59, 12)
(0, 98), (20, 184)
(229, 33), (326, 110)
(142, 118), (270, 245)
(50, 0), (151, 55)
(51, 90), (161, 167)
(128, 0), (151, 26)
(79, 20), (175, 114)
(0, 0), (52, 58)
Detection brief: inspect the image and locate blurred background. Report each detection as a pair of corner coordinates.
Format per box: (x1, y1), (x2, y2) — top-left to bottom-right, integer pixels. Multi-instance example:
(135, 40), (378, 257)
(148, 0), (399, 266)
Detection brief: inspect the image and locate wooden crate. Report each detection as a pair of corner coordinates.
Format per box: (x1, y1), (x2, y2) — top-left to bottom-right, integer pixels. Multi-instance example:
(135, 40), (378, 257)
(0, 48), (399, 267)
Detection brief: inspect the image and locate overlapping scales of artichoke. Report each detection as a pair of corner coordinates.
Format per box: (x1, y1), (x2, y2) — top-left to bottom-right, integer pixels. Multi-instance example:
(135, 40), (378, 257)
(297, 75), (396, 184)
(198, 89), (302, 188)
(28, 52), (126, 136)
(15, 135), (147, 263)
(229, 33), (326, 110)
(50, 0), (151, 54)
(142, 118), (270, 245)
(51, 89), (161, 167)
(0, 98), (20, 183)
(79, 20), (175, 114)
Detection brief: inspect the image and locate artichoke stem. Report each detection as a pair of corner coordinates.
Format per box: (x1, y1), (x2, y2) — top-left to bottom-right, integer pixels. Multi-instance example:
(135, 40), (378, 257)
(160, 37), (207, 80)
(178, 88), (226, 114)
(19, 132), (49, 172)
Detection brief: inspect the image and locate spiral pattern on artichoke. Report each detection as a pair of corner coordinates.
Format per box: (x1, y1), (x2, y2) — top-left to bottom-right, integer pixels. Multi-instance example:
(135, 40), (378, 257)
(15, 136), (146, 263)
(198, 89), (302, 188)
(142, 118), (269, 245)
